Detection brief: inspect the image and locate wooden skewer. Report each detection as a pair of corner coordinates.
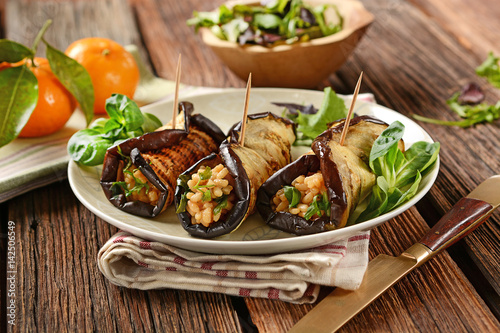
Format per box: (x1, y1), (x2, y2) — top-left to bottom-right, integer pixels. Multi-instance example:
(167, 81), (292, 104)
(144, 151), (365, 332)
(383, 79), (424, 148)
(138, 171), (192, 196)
(239, 73), (252, 147)
(172, 54), (182, 129)
(339, 71), (363, 146)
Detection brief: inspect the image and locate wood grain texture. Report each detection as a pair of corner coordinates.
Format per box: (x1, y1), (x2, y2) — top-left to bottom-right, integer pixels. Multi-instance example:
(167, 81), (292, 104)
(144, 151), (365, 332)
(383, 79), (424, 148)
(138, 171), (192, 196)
(331, 0), (500, 319)
(419, 197), (494, 251)
(3, 0), (500, 332)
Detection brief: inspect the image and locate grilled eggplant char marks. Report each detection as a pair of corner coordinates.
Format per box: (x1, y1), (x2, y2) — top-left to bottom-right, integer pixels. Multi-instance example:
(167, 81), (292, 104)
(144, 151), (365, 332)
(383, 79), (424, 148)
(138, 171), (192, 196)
(138, 127), (220, 206)
(176, 112), (296, 239)
(100, 101), (225, 218)
(258, 116), (397, 235)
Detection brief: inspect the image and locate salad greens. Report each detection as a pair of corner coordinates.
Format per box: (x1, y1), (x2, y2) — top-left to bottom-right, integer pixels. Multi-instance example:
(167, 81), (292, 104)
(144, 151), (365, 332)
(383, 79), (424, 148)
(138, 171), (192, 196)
(278, 87), (348, 145)
(413, 51), (500, 128)
(476, 51), (500, 88)
(356, 121), (440, 222)
(67, 94), (161, 166)
(413, 93), (500, 128)
(283, 185), (301, 208)
(187, 0), (343, 46)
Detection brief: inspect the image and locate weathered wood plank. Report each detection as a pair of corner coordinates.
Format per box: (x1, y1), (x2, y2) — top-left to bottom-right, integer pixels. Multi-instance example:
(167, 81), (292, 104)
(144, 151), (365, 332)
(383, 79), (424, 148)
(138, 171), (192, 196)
(132, 0), (244, 88)
(350, 0), (500, 316)
(5, 1), (243, 332)
(4, 0), (500, 332)
(246, 209), (500, 332)
(243, 0), (500, 330)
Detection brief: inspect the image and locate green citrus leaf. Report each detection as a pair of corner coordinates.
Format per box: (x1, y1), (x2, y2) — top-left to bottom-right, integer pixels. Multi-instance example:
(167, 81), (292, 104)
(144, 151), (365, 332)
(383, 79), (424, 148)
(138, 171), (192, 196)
(0, 40), (34, 63)
(44, 40), (94, 126)
(0, 66), (38, 147)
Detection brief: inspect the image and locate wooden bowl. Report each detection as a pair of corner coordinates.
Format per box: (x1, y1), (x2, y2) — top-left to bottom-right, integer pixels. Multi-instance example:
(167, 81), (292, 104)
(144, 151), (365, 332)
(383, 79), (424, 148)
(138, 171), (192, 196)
(199, 0), (374, 88)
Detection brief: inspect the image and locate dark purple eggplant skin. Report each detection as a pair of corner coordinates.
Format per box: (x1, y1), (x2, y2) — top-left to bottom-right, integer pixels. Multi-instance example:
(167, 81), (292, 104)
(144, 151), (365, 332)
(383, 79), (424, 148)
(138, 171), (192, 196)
(175, 142), (251, 239)
(257, 115), (388, 235)
(256, 153), (335, 235)
(176, 112), (296, 238)
(100, 101), (226, 218)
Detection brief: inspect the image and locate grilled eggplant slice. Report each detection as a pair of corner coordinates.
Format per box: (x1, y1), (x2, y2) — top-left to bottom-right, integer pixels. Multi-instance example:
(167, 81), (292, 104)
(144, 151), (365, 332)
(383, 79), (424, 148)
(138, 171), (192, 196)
(100, 101), (226, 217)
(257, 116), (399, 235)
(175, 112), (296, 238)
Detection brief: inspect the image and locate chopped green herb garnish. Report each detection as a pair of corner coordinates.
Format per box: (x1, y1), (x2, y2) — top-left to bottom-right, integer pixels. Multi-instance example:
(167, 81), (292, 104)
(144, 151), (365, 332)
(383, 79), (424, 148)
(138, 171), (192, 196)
(112, 169), (150, 198)
(303, 192), (330, 220)
(199, 166), (212, 180)
(201, 189), (212, 202)
(213, 195), (229, 215)
(283, 186), (301, 208)
(176, 192), (188, 214)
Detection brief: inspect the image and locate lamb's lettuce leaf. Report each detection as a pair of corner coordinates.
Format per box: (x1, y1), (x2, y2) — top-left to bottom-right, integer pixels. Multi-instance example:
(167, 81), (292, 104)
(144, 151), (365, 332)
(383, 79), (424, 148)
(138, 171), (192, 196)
(357, 121), (440, 222)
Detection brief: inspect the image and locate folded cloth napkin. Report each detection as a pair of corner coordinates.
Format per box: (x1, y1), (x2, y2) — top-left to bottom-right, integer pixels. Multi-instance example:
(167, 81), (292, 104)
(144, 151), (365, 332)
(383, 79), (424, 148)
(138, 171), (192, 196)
(98, 230), (370, 304)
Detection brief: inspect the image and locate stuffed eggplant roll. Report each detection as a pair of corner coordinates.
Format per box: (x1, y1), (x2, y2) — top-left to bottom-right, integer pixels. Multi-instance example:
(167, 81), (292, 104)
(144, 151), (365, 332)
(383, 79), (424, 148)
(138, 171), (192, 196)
(175, 112), (296, 238)
(257, 115), (403, 235)
(100, 101), (226, 217)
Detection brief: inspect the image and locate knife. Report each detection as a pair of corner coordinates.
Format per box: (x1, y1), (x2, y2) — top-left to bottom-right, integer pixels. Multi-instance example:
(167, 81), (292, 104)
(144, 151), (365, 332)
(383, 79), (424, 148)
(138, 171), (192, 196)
(289, 175), (500, 333)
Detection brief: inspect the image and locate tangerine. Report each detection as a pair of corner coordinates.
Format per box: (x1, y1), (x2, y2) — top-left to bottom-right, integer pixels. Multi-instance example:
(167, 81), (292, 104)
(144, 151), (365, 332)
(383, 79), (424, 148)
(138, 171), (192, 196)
(65, 37), (140, 114)
(18, 57), (77, 138)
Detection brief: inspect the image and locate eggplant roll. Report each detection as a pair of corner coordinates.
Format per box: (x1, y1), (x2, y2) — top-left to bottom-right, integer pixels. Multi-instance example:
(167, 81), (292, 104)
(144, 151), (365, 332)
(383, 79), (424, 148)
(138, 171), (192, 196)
(100, 102), (226, 217)
(175, 112), (296, 238)
(257, 115), (401, 235)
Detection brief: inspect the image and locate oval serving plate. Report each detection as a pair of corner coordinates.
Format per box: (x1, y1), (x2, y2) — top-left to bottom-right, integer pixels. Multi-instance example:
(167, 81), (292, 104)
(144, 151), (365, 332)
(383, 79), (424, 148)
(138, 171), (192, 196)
(68, 88), (439, 255)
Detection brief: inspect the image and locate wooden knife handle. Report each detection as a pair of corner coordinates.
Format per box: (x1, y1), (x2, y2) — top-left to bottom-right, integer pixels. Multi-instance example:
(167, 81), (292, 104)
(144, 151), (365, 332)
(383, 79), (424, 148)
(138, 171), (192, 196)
(419, 197), (493, 253)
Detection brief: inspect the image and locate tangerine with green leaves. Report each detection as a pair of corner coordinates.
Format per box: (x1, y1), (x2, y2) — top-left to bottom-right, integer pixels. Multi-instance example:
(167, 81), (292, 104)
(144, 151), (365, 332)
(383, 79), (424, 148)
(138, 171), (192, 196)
(65, 37), (140, 114)
(18, 57), (77, 138)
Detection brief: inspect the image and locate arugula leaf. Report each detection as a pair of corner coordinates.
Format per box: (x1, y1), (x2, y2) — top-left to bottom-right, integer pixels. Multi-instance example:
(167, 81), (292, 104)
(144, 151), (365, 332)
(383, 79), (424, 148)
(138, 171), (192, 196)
(67, 94), (162, 166)
(283, 186), (301, 208)
(357, 122), (440, 222)
(476, 51), (500, 88)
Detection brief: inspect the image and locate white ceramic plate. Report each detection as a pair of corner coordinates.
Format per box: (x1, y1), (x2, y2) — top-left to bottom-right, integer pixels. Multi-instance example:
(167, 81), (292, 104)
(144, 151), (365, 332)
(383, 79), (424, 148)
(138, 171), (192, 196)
(68, 88), (439, 254)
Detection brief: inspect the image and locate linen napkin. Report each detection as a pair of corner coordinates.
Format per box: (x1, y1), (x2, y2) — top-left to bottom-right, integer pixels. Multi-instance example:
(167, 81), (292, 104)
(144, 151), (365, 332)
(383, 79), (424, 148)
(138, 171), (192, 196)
(98, 230), (370, 304)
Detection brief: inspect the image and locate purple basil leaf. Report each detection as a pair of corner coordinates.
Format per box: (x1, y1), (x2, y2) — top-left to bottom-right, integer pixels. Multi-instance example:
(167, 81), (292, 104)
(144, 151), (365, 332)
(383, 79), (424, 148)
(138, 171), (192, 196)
(300, 7), (316, 25)
(458, 82), (484, 105)
(262, 33), (283, 44)
(272, 102), (318, 115)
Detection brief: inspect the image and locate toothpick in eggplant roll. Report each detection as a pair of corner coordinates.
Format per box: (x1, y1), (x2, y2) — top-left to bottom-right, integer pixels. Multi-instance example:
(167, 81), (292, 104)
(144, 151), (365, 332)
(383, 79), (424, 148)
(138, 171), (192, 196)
(257, 115), (403, 235)
(100, 101), (226, 217)
(175, 112), (296, 238)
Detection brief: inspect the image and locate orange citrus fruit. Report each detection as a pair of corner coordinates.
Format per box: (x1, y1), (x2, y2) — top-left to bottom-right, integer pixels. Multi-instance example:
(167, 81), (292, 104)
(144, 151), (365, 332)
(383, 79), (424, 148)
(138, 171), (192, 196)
(18, 57), (77, 138)
(65, 37), (140, 114)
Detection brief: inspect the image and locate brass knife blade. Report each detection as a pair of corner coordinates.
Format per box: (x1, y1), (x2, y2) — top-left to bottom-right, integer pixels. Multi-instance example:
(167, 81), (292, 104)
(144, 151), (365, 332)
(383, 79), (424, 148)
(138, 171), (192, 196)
(289, 175), (500, 333)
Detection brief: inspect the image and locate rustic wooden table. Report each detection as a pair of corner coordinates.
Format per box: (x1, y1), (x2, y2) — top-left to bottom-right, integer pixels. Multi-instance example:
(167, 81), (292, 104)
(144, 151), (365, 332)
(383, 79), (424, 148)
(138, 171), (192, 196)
(1, 0), (499, 332)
